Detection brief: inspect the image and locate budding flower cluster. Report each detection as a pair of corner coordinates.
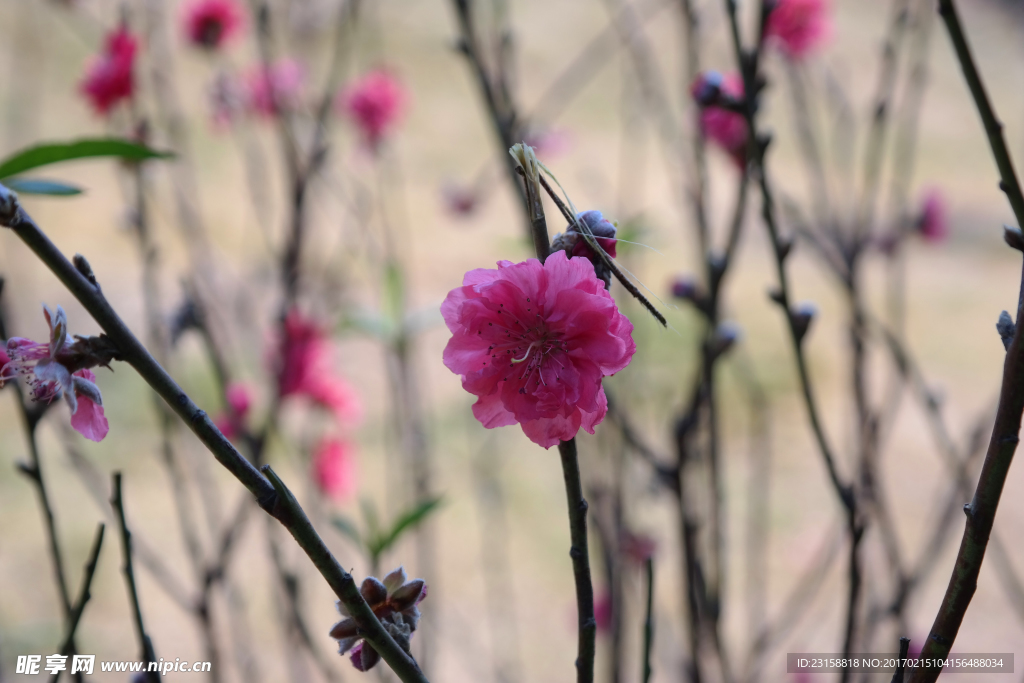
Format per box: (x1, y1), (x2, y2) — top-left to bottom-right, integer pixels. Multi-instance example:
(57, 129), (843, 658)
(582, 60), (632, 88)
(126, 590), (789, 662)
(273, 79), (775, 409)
(551, 210), (618, 287)
(329, 567), (427, 672)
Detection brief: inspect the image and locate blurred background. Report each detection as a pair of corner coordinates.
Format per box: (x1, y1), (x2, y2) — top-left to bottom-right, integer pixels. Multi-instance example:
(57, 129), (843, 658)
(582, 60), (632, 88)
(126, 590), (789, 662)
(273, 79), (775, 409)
(2, 0), (1024, 681)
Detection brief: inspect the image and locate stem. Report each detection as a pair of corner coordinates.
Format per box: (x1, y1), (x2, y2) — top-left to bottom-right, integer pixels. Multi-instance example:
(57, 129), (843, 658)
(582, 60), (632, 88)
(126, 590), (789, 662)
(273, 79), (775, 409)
(937, 0), (1024, 231)
(111, 473), (160, 682)
(906, 4), (1024, 679)
(558, 439), (596, 683)
(641, 558), (654, 683)
(0, 194), (430, 683)
(50, 524), (105, 683)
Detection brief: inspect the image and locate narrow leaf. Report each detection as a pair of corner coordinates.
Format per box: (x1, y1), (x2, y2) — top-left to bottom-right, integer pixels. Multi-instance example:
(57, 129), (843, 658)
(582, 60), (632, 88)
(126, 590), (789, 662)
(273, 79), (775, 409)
(375, 497), (444, 555)
(330, 515), (363, 547)
(0, 138), (174, 180)
(3, 178), (82, 196)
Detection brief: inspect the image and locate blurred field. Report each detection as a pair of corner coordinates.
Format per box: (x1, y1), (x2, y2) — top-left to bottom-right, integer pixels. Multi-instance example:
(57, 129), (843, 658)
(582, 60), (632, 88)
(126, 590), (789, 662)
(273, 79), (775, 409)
(3, 0), (1024, 681)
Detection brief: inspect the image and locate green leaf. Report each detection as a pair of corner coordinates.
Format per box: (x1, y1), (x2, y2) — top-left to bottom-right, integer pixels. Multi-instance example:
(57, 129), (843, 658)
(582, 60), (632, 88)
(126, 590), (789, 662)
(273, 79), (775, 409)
(3, 178), (82, 196)
(330, 515), (363, 547)
(0, 138), (174, 180)
(370, 497), (444, 557)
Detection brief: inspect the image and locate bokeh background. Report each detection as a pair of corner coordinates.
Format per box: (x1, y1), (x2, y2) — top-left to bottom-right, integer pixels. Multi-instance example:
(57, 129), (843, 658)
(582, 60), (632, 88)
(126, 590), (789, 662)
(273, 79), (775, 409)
(2, 0), (1024, 681)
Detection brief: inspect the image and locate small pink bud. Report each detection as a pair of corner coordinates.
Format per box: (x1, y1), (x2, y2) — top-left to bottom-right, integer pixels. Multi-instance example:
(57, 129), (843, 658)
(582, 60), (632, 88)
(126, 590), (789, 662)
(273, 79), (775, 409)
(692, 71), (747, 168)
(790, 302), (817, 343)
(918, 189), (948, 243)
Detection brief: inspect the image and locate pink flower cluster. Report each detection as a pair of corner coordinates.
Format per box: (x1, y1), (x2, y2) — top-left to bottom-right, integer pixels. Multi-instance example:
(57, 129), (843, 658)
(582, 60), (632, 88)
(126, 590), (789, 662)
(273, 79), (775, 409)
(765, 0), (831, 60)
(338, 69), (407, 150)
(0, 306), (108, 442)
(442, 251), (635, 448)
(79, 28), (138, 115)
(245, 59), (306, 119)
(691, 71), (748, 168)
(183, 0), (244, 50)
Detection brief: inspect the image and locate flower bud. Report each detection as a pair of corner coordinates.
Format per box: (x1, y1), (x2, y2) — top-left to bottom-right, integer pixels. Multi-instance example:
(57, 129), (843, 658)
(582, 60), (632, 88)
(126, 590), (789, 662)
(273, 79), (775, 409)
(790, 301), (817, 343)
(997, 310), (1016, 351)
(709, 321), (741, 359)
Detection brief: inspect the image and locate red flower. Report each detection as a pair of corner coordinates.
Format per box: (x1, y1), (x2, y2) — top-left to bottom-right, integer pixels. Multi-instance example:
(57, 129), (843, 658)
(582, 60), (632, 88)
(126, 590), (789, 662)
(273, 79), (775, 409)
(275, 310), (363, 425)
(918, 188), (948, 243)
(692, 71), (747, 168)
(183, 0), (244, 50)
(765, 0), (831, 60)
(79, 28), (138, 115)
(312, 438), (357, 500)
(338, 69), (406, 150)
(442, 251), (635, 448)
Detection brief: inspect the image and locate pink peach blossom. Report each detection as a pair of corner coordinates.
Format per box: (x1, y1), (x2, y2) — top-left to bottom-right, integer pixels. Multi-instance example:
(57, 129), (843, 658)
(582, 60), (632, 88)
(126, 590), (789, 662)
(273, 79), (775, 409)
(338, 69), (406, 150)
(312, 438), (356, 500)
(1, 306), (109, 442)
(275, 310), (363, 425)
(183, 0), (243, 50)
(693, 71), (747, 168)
(442, 251), (635, 448)
(918, 189), (948, 242)
(441, 182), (479, 218)
(79, 28), (138, 115)
(765, 0), (831, 60)
(594, 590), (612, 633)
(245, 59), (305, 118)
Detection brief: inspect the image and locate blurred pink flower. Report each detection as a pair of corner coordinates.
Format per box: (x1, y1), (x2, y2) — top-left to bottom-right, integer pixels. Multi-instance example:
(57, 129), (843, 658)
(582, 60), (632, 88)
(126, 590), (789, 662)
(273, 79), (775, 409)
(1, 306), (109, 442)
(594, 590), (612, 633)
(312, 438), (357, 500)
(692, 71), (747, 167)
(183, 0), (243, 50)
(276, 310), (363, 425)
(441, 251), (635, 449)
(523, 127), (572, 159)
(441, 182), (480, 218)
(214, 381), (252, 439)
(918, 188), (948, 242)
(765, 0), (831, 60)
(245, 59), (305, 118)
(338, 69), (407, 150)
(79, 27), (138, 115)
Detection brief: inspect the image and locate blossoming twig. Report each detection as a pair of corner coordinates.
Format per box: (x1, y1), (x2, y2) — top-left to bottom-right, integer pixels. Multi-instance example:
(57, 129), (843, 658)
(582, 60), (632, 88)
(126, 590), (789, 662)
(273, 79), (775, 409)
(0, 187), (430, 683)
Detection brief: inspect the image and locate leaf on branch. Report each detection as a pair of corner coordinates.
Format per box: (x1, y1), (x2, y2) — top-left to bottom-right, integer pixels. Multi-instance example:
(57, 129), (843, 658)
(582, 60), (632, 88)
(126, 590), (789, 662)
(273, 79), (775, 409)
(367, 497), (444, 558)
(0, 138), (174, 180)
(2, 178), (83, 196)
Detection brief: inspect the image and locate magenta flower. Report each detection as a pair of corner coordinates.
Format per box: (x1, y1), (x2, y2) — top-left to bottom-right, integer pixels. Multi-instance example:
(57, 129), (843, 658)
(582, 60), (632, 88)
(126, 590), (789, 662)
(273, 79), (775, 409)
(183, 0), (243, 50)
(442, 251), (635, 449)
(693, 71), (747, 168)
(312, 438), (357, 500)
(275, 310), (363, 425)
(214, 381), (252, 439)
(245, 59), (305, 118)
(329, 567), (427, 671)
(0, 306), (109, 442)
(917, 189), (948, 242)
(620, 531), (657, 565)
(338, 69), (406, 150)
(79, 28), (138, 115)
(765, 0), (831, 60)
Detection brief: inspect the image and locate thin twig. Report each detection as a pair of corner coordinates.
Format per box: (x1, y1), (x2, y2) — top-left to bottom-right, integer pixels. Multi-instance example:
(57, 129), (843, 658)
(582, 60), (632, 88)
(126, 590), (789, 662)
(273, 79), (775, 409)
(559, 439), (597, 683)
(50, 524), (105, 683)
(111, 474), (159, 682)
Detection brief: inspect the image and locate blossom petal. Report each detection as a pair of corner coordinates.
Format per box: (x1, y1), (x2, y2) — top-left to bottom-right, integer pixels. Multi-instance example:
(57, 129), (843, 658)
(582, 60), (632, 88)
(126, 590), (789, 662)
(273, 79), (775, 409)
(383, 567), (408, 595)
